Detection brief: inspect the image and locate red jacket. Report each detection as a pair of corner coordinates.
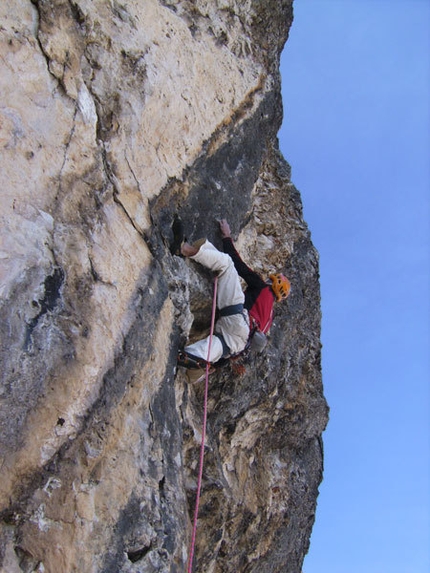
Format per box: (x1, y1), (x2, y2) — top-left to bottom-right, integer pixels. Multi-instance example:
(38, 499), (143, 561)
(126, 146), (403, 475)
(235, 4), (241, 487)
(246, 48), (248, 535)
(222, 238), (275, 334)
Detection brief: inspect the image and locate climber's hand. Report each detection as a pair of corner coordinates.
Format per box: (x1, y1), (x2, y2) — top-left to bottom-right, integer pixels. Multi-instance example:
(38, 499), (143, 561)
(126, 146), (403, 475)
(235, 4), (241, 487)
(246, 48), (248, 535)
(219, 218), (231, 238)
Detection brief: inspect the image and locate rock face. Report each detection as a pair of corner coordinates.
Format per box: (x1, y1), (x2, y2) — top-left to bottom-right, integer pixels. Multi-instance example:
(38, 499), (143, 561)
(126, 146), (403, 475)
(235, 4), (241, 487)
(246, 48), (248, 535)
(0, 1), (328, 572)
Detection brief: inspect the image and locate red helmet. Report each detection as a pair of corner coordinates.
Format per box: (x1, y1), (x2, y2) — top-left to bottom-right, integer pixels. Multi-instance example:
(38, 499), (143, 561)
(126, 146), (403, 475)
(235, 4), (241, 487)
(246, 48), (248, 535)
(269, 273), (291, 302)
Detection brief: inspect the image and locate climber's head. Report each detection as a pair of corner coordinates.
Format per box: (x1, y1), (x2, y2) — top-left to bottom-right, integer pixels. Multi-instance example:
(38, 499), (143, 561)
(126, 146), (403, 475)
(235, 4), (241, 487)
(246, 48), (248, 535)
(269, 273), (291, 302)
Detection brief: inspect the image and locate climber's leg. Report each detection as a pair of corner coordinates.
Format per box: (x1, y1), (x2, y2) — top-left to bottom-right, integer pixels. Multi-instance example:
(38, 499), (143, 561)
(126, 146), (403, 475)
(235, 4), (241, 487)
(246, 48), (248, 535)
(181, 334), (224, 364)
(179, 240), (249, 367)
(189, 240), (244, 309)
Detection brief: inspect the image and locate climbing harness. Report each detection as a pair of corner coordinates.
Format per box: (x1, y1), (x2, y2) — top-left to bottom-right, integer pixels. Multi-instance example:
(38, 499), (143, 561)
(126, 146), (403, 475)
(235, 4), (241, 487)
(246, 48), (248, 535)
(187, 276), (218, 573)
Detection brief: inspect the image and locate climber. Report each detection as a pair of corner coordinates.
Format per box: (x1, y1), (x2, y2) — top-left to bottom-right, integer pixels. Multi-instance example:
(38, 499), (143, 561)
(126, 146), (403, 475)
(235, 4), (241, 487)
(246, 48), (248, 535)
(176, 218), (291, 369)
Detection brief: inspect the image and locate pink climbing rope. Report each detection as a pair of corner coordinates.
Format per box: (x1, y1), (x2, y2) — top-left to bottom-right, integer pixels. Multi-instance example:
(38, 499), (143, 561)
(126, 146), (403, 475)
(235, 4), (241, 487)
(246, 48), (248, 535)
(187, 276), (218, 573)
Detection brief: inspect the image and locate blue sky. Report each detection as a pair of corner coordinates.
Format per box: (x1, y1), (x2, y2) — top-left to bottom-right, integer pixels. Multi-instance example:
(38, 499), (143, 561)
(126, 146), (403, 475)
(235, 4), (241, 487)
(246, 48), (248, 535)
(278, 1), (430, 572)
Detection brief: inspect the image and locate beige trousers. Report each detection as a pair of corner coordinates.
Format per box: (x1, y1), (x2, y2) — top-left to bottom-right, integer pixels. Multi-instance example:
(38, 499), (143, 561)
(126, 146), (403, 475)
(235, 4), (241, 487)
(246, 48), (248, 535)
(184, 240), (250, 362)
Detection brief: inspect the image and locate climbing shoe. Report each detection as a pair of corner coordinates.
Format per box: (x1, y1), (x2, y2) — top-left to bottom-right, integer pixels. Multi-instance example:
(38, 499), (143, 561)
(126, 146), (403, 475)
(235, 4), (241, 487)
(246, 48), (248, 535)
(177, 350), (208, 370)
(169, 215), (185, 256)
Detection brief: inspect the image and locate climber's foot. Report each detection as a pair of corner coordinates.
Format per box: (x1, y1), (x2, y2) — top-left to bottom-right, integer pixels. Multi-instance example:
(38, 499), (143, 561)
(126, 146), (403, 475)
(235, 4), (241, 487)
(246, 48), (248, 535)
(169, 215), (185, 256)
(177, 350), (208, 370)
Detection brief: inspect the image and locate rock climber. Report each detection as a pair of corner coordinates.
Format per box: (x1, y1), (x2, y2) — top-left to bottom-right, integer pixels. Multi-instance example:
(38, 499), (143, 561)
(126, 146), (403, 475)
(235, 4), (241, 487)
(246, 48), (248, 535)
(175, 218), (291, 369)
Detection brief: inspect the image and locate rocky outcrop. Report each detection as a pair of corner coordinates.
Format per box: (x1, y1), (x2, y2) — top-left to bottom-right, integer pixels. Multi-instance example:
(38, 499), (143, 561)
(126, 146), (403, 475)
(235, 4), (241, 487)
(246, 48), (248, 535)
(0, 1), (328, 572)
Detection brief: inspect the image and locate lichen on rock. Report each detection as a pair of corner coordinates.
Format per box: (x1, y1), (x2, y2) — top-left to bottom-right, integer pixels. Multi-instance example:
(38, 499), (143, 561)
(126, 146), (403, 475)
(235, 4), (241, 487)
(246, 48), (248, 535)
(0, 1), (328, 572)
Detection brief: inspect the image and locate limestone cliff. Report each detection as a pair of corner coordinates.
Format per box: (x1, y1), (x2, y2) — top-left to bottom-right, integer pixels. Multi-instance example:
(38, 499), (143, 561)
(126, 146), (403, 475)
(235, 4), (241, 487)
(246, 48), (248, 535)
(0, 1), (328, 572)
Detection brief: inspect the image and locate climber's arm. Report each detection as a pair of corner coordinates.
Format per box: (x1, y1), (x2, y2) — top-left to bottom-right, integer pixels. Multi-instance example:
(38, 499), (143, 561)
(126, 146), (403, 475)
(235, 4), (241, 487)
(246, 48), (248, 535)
(219, 219), (266, 289)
